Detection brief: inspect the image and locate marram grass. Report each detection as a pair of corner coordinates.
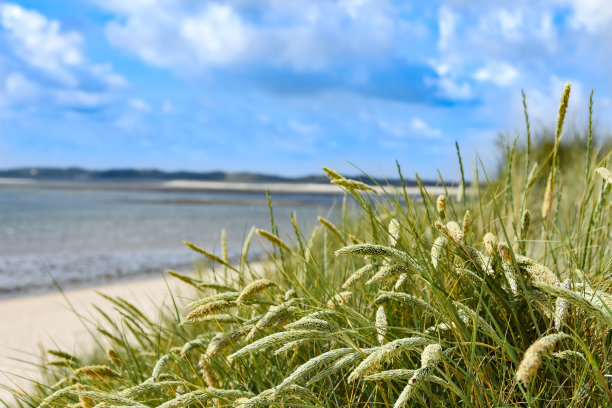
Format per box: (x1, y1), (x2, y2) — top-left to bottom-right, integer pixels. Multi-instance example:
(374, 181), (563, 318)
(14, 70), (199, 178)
(7, 85), (612, 407)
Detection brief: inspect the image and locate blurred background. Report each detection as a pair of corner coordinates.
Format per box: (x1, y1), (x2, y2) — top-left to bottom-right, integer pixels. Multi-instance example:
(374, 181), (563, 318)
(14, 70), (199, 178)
(1, 0), (611, 297)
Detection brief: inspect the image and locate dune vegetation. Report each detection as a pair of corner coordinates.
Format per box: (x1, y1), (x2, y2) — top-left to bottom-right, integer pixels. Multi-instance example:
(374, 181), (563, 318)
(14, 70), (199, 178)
(7, 84), (612, 407)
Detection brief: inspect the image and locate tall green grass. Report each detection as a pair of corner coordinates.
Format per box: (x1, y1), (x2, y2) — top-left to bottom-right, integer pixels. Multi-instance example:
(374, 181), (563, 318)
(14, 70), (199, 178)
(6, 84), (612, 407)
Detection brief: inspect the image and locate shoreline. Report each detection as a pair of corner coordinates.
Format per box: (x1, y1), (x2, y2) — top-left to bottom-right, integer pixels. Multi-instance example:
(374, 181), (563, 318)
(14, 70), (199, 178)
(0, 265), (192, 301)
(0, 177), (455, 197)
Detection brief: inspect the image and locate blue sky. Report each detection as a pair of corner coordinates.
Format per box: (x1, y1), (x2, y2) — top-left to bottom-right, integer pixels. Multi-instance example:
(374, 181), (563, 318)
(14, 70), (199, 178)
(1, 1), (611, 178)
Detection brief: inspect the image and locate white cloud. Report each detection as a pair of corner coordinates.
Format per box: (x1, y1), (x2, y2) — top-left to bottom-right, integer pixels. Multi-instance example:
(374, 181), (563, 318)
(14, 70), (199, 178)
(101, 0), (401, 75)
(559, 0), (612, 33)
(497, 9), (522, 39)
(0, 3), (126, 112)
(289, 120), (319, 135)
(378, 119), (406, 138)
(474, 62), (518, 86)
(0, 3), (82, 85)
(411, 117), (441, 138)
(438, 6), (456, 51)
(180, 5), (249, 66)
(434, 76), (472, 100)
(130, 98), (151, 111)
(4, 72), (39, 103)
(54, 89), (113, 109)
(434, 4), (559, 79)
(378, 117), (441, 139)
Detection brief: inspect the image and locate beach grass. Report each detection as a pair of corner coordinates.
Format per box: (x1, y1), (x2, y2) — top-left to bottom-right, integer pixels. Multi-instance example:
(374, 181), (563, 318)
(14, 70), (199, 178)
(4, 84), (612, 407)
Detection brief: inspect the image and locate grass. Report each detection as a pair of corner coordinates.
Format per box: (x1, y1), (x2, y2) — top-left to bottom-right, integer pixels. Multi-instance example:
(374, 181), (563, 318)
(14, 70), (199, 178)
(4, 84), (612, 407)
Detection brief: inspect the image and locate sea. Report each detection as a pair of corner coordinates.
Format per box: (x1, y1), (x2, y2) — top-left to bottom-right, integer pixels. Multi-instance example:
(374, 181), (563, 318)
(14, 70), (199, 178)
(0, 183), (341, 298)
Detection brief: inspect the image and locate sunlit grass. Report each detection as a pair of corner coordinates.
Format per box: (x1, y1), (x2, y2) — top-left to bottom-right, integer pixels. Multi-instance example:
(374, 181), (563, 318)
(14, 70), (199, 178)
(5, 84), (612, 407)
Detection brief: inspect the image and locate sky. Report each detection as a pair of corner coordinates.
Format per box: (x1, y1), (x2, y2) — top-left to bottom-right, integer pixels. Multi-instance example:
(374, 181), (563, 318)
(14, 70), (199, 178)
(1, 0), (611, 179)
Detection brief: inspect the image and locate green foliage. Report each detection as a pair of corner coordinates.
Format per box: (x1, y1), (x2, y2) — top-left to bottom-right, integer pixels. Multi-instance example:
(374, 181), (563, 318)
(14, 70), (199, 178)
(6, 86), (612, 407)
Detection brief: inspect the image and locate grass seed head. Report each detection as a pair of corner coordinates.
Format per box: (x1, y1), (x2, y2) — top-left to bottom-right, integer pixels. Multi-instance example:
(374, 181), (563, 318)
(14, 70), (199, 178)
(393, 273), (409, 291)
(247, 302), (294, 340)
(431, 236), (446, 269)
(285, 318), (335, 332)
(187, 292), (240, 309)
(596, 167), (612, 184)
(256, 229), (292, 252)
(342, 263), (378, 288)
(348, 336), (431, 381)
(228, 330), (332, 361)
(388, 218), (401, 247)
(184, 300), (234, 322)
(555, 83), (571, 141)
(335, 244), (417, 269)
(331, 178), (378, 194)
(74, 365), (120, 380)
(284, 289), (297, 301)
(516, 333), (571, 384)
(236, 279), (277, 304)
(376, 305), (388, 345)
(322, 166), (344, 180)
(181, 314), (243, 325)
(520, 210), (531, 242)
(497, 242), (512, 264)
(553, 350), (586, 362)
(106, 349), (120, 366)
(483, 233), (497, 255)
(151, 354), (171, 380)
(198, 356), (220, 388)
(436, 195), (447, 220)
(446, 221), (464, 243)
(533, 281), (612, 327)
(518, 257), (559, 285)
(204, 324), (254, 359)
(274, 348), (353, 395)
(365, 369), (416, 381)
(366, 264), (409, 285)
(157, 389), (255, 408)
(462, 210), (472, 235)
(541, 172), (553, 219)
(421, 344), (443, 367)
(76, 384), (94, 408)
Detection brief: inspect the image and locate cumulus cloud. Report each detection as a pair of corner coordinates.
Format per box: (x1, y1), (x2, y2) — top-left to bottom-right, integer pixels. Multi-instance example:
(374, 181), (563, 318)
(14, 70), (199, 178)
(377, 117), (441, 139)
(0, 2), (126, 112)
(103, 1), (398, 71)
(474, 62), (518, 86)
(411, 117), (442, 138)
(3, 0), (612, 177)
(559, 0), (612, 33)
(97, 0), (452, 103)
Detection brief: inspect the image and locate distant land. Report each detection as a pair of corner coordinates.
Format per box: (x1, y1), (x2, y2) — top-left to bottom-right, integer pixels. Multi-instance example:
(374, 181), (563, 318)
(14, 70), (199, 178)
(0, 167), (441, 187)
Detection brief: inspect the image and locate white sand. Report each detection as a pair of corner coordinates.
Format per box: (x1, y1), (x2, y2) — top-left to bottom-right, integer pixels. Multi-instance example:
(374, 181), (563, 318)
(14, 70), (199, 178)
(0, 274), (192, 403)
(0, 177), (455, 196)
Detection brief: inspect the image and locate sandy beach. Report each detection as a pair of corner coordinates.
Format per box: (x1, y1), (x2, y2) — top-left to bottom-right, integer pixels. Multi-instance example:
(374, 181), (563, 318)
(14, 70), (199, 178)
(0, 178), (457, 404)
(0, 177), (455, 197)
(0, 272), (196, 404)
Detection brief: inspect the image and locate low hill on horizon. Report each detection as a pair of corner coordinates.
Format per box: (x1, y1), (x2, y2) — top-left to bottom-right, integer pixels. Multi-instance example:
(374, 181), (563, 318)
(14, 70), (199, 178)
(0, 167), (441, 187)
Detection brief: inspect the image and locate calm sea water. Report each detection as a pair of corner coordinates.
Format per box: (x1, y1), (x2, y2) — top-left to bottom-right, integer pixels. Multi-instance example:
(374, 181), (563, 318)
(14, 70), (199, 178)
(0, 185), (339, 298)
